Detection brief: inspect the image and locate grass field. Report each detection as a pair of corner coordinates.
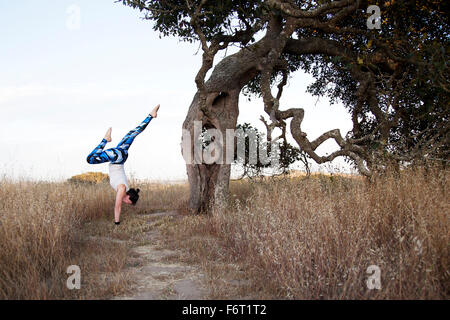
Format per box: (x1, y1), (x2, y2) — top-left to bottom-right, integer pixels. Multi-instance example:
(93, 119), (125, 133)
(0, 167), (448, 299)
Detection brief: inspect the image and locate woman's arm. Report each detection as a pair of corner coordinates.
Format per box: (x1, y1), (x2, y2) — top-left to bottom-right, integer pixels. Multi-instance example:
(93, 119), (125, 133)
(114, 184), (127, 223)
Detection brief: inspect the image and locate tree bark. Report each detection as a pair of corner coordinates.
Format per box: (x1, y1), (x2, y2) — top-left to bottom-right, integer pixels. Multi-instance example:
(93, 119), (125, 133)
(182, 26), (281, 214)
(183, 90), (240, 213)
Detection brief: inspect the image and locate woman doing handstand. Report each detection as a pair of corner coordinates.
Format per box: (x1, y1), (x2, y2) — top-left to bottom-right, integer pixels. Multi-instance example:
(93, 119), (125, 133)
(86, 104), (160, 225)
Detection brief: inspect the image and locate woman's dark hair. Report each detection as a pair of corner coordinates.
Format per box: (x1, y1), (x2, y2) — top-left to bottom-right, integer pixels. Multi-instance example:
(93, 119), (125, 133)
(126, 188), (140, 205)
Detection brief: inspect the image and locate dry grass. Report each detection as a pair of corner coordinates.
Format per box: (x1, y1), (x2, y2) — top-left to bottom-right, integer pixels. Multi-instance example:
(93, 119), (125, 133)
(0, 180), (124, 299)
(0, 176), (187, 300)
(132, 182), (189, 214)
(0, 167), (448, 300)
(162, 168), (449, 299)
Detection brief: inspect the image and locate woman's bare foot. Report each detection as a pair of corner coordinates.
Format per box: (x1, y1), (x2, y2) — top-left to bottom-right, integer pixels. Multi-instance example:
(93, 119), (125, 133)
(104, 127), (112, 142)
(150, 104), (160, 118)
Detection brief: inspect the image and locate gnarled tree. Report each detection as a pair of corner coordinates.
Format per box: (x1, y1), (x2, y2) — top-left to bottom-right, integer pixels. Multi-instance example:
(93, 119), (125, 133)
(122, 0), (449, 213)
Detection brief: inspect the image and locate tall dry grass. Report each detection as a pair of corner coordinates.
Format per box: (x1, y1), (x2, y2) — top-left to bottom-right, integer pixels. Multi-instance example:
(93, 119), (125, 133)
(0, 176), (187, 300)
(163, 168), (449, 299)
(0, 179), (121, 299)
(133, 182), (189, 213)
(1, 167), (448, 300)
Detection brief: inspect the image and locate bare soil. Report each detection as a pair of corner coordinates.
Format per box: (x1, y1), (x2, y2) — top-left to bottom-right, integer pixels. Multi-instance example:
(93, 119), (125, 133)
(111, 211), (207, 300)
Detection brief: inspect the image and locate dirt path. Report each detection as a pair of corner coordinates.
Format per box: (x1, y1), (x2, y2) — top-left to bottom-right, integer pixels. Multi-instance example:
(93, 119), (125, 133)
(112, 211), (208, 300)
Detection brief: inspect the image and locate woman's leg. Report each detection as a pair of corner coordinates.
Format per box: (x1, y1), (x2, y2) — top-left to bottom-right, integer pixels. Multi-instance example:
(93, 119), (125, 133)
(86, 139), (118, 164)
(116, 105), (160, 151)
(116, 114), (153, 151)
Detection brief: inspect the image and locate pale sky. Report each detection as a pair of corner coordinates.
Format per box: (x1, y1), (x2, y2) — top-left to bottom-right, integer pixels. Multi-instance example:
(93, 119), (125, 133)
(0, 0), (354, 182)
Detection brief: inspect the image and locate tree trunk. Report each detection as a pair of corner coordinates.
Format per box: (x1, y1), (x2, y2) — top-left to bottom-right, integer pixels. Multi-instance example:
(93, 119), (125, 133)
(183, 89), (240, 213)
(181, 33), (280, 213)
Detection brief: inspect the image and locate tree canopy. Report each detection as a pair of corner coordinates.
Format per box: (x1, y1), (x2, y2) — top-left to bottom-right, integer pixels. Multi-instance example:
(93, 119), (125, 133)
(122, 0), (449, 211)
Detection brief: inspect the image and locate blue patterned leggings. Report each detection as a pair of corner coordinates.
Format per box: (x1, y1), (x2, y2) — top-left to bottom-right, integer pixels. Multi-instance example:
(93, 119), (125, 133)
(86, 114), (153, 165)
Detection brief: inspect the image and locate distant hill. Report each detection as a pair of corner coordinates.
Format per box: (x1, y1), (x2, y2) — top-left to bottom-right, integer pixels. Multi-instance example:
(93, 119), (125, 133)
(68, 172), (109, 184)
(288, 170), (360, 178)
(231, 170), (361, 182)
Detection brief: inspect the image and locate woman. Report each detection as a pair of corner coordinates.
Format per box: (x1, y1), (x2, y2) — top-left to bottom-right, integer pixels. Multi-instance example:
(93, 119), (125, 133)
(86, 104), (160, 225)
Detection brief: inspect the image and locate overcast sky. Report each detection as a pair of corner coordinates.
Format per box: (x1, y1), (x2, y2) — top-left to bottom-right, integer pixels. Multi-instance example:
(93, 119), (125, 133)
(0, 0), (354, 182)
